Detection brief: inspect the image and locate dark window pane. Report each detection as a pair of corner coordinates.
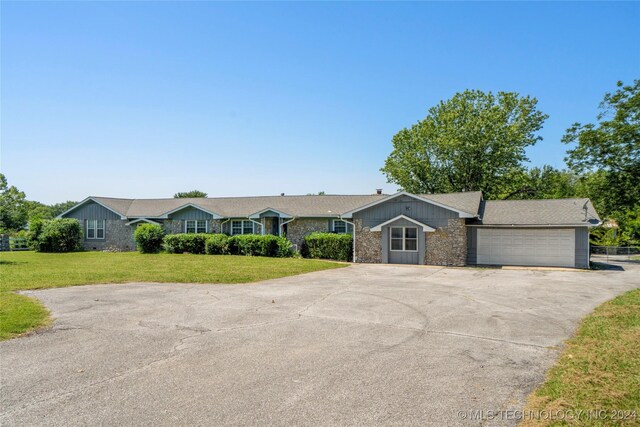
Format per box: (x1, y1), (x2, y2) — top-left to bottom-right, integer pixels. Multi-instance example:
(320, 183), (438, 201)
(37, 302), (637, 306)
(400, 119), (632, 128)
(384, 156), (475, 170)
(391, 227), (403, 239)
(405, 228), (417, 239)
(405, 239), (417, 251)
(391, 238), (403, 250)
(232, 221), (242, 235)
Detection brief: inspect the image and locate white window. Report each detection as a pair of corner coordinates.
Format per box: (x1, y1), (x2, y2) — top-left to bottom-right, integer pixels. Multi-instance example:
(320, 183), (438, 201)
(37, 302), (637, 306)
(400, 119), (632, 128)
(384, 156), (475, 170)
(185, 220), (207, 233)
(333, 220), (348, 234)
(231, 220), (254, 235)
(390, 227), (418, 252)
(87, 220), (105, 239)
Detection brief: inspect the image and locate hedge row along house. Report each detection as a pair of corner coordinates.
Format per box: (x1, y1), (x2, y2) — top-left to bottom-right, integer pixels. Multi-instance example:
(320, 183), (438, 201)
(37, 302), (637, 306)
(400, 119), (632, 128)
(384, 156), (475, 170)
(58, 191), (601, 268)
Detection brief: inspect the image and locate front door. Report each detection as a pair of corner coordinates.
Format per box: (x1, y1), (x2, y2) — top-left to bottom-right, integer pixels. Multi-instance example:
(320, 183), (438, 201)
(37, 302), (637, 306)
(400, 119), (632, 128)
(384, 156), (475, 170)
(388, 226), (419, 264)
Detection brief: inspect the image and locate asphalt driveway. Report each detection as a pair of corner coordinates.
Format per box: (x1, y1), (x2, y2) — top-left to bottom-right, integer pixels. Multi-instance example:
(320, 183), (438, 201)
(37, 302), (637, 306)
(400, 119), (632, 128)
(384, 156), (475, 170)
(1, 263), (639, 426)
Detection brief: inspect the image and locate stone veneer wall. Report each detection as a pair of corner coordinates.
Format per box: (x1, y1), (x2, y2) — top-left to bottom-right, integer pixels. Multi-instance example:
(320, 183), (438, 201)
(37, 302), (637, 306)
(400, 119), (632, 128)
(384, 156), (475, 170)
(163, 220), (183, 235)
(80, 219), (135, 252)
(81, 219), (226, 252)
(425, 218), (467, 266)
(285, 218), (329, 251)
(353, 218), (382, 263)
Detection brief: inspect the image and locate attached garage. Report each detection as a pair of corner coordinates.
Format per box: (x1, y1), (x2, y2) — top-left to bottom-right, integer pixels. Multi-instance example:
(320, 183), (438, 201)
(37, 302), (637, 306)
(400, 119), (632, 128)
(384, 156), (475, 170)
(476, 228), (576, 268)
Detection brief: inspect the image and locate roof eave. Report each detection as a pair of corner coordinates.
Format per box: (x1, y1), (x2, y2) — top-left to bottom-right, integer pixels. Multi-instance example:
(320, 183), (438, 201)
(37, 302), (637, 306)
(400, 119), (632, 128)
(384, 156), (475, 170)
(56, 197), (128, 220)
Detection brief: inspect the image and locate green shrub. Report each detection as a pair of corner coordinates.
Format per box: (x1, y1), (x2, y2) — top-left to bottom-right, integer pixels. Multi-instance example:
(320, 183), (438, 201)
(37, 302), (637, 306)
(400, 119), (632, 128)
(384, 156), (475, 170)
(134, 224), (165, 254)
(229, 234), (275, 256)
(303, 232), (352, 261)
(27, 219), (45, 250)
(275, 236), (294, 257)
(34, 218), (83, 253)
(164, 233), (208, 254)
(205, 234), (231, 255)
(226, 234), (293, 257)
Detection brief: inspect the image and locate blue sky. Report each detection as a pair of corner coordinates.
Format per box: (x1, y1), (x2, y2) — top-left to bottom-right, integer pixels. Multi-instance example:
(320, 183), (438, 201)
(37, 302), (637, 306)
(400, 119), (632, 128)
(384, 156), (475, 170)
(2, 2), (639, 204)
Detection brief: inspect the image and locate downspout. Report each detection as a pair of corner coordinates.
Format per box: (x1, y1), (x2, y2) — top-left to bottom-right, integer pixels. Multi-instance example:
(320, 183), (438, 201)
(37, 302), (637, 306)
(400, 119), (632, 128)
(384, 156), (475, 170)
(220, 218), (231, 234)
(279, 217), (296, 237)
(248, 218), (263, 235)
(340, 216), (356, 263)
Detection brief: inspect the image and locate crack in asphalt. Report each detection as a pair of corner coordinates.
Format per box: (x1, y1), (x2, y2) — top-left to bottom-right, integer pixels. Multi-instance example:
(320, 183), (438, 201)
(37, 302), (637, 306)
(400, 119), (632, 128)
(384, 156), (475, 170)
(298, 313), (554, 350)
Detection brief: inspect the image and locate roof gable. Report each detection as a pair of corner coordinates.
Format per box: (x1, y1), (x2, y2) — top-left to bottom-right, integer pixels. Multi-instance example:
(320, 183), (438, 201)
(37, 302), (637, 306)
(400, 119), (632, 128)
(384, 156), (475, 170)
(160, 203), (222, 219)
(370, 215), (436, 232)
(341, 192), (479, 218)
(57, 197), (130, 219)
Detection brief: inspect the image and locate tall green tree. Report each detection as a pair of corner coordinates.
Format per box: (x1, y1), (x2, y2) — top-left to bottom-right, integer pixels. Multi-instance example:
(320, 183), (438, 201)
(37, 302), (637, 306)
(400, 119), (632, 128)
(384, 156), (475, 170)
(381, 90), (548, 198)
(502, 166), (580, 200)
(0, 174), (28, 232)
(563, 80), (640, 215)
(174, 190), (208, 198)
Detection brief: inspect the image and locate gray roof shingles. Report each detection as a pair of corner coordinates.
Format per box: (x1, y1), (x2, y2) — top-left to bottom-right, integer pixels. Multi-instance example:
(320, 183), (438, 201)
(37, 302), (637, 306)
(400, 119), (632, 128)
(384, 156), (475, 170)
(419, 191), (483, 217)
(92, 192), (483, 219)
(90, 192), (599, 226)
(480, 198), (601, 226)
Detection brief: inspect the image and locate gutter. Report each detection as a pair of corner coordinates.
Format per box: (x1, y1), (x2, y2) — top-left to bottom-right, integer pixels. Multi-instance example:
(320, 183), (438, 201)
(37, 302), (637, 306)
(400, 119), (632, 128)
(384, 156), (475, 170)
(279, 217), (296, 238)
(220, 218), (231, 234)
(339, 216), (356, 263)
(248, 218), (264, 235)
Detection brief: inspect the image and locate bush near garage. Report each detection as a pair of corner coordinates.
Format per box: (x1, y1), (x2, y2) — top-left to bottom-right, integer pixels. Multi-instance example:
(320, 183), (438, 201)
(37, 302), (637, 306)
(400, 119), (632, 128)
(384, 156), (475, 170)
(31, 218), (83, 253)
(133, 223), (165, 254)
(164, 233), (208, 254)
(302, 232), (352, 261)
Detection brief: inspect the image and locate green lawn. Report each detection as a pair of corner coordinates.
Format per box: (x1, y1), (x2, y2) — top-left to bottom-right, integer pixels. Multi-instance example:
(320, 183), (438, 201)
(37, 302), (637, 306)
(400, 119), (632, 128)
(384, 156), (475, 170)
(0, 251), (345, 340)
(522, 289), (640, 426)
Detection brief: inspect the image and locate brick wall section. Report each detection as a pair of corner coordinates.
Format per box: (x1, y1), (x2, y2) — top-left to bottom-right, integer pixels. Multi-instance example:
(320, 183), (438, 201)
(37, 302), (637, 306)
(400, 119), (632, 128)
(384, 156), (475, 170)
(80, 219), (135, 252)
(425, 218), (467, 266)
(285, 218), (329, 251)
(354, 218), (382, 263)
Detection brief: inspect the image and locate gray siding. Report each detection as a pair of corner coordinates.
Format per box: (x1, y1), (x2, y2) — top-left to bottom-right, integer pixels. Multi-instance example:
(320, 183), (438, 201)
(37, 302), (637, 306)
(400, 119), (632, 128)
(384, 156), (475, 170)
(354, 195), (458, 229)
(467, 227), (478, 265)
(575, 227), (590, 269)
(381, 218), (425, 264)
(169, 207), (214, 221)
(63, 201), (122, 221)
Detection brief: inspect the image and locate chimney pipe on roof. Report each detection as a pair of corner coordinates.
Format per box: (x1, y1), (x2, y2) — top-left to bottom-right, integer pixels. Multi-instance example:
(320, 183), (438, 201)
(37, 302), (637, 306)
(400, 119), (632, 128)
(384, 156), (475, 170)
(281, 193), (285, 196)
(376, 189), (383, 195)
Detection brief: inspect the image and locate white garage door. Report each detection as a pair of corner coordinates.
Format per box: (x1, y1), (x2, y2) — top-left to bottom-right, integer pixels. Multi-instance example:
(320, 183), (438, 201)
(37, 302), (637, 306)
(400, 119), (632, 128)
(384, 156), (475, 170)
(477, 228), (575, 268)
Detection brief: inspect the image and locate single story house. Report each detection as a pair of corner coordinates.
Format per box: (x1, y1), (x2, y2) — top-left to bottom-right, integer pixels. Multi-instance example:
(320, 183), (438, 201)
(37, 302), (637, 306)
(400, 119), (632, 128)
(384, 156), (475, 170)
(58, 191), (601, 268)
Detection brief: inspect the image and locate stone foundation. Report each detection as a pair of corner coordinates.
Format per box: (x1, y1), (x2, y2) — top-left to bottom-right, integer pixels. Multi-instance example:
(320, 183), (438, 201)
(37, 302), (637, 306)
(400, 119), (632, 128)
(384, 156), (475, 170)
(354, 218), (382, 263)
(425, 218), (467, 266)
(285, 218), (329, 251)
(80, 219), (135, 252)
